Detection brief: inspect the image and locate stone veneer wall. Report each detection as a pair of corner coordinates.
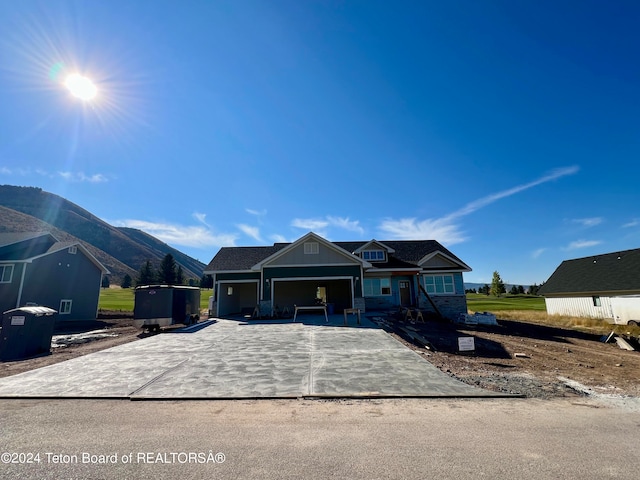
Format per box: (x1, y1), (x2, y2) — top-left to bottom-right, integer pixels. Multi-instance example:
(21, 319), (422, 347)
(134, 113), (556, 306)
(418, 295), (467, 320)
(353, 297), (366, 313)
(259, 300), (272, 317)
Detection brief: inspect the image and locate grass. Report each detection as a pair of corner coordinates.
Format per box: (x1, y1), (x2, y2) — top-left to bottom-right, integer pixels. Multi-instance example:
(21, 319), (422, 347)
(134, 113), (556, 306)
(467, 294), (640, 336)
(99, 287), (214, 312)
(466, 293), (546, 312)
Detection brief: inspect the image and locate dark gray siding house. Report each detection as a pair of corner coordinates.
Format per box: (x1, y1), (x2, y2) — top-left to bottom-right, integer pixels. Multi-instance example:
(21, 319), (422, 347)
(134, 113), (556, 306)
(204, 232), (471, 320)
(0, 232), (109, 321)
(539, 247), (640, 325)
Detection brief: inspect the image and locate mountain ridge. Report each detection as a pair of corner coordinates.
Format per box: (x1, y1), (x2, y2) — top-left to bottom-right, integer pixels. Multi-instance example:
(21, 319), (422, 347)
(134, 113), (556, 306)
(0, 185), (206, 283)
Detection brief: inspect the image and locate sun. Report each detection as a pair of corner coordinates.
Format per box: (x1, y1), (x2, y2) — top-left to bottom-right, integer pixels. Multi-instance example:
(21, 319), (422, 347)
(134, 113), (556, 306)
(64, 73), (97, 100)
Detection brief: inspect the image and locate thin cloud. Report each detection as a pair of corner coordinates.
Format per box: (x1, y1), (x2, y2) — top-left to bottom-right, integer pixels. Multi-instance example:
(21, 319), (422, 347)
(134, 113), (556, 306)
(2, 167), (110, 183)
(379, 166), (580, 243)
(1, 166), (41, 176)
(326, 216), (365, 235)
(237, 223), (263, 242)
(292, 215), (365, 235)
(192, 212), (209, 226)
(379, 217), (466, 244)
(443, 166), (580, 222)
(58, 171), (109, 183)
(246, 208), (267, 216)
(566, 239), (602, 250)
(111, 219), (237, 248)
(532, 248), (546, 259)
(622, 219), (639, 228)
(572, 217), (602, 227)
(270, 234), (289, 243)
(291, 218), (330, 230)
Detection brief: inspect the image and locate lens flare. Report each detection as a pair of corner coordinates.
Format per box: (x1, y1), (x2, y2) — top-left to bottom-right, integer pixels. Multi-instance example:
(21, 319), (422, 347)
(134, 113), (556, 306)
(64, 73), (97, 100)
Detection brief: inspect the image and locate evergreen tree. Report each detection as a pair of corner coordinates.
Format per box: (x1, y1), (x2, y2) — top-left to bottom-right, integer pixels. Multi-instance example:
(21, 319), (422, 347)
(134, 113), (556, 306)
(200, 274), (213, 289)
(517, 285), (525, 294)
(176, 265), (184, 285)
(490, 271), (506, 297)
(137, 260), (156, 286)
(101, 276), (110, 288)
(509, 285), (519, 295)
(121, 274), (132, 289)
(158, 254), (177, 285)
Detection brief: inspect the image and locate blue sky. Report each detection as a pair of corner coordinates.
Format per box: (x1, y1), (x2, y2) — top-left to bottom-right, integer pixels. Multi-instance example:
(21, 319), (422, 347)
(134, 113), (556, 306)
(1, 1), (639, 285)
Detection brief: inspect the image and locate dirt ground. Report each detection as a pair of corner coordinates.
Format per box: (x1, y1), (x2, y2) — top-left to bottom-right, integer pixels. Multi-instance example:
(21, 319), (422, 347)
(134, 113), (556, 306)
(375, 314), (640, 400)
(2, 311), (639, 401)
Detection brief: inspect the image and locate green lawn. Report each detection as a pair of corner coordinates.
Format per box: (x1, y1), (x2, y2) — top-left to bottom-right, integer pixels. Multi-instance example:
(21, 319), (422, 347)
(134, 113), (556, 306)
(466, 293), (546, 312)
(99, 288), (214, 312)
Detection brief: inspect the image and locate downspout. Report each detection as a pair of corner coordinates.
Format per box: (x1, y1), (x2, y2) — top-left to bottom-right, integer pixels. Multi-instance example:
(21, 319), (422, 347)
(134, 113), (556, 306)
(215, 279), (220, 317)
(15, 261), (29, 308)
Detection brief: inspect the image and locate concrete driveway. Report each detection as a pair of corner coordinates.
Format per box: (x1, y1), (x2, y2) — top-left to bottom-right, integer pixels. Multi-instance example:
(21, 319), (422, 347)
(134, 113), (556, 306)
(0, 316), (507, 399)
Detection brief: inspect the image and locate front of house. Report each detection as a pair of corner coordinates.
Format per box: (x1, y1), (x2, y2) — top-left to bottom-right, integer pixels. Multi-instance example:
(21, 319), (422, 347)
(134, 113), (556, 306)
(204, 232), (471, 319)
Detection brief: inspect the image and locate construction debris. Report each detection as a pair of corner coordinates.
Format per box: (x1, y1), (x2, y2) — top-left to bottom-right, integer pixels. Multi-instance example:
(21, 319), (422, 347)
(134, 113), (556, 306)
(600, 331), (638, 351)
(456, 312), (499, 326)
(614, 337), (636, 351)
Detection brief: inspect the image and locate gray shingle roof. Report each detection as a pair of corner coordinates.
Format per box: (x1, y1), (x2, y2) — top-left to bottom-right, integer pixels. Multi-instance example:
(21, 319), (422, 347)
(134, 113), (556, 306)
(0, 232), (54, 248)
(538, 247), (640, 295)
(205, 239), (467, 272)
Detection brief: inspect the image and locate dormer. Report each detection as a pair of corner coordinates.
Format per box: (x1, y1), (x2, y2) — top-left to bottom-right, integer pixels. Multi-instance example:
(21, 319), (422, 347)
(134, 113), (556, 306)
(353, 240), (395, 263)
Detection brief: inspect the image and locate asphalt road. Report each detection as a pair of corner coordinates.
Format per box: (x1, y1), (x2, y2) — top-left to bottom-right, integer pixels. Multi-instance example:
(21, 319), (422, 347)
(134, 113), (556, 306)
(1, 397), (638, 479)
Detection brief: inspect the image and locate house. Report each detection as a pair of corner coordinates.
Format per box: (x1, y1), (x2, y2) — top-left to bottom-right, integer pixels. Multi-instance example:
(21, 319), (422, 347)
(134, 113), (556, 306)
(0, 232), (110, 321)
(204, 232), (471, 319)
(538, 247), (640, 325)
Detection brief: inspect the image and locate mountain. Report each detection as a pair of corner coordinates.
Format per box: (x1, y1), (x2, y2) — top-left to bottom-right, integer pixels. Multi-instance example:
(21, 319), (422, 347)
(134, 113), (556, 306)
(0, 185), (206, 282)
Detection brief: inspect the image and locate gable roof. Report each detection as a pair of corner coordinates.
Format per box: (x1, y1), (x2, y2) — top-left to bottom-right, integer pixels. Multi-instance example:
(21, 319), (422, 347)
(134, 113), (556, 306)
(205, 234), (471, 273)
(0, 233), (110, 275)
(0, 232), (58, 261)
(538, 247), (640, 296)
(251, 232), (371, 270)
(0, 232), (56, 248)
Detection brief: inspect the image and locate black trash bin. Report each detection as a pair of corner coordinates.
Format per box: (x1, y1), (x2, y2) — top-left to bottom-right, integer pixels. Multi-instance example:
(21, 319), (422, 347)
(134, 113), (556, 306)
(0, 306), (57, 361)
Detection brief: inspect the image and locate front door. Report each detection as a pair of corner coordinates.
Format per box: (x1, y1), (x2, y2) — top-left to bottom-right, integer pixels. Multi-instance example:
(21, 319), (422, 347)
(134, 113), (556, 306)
(399, 281), (411, 306)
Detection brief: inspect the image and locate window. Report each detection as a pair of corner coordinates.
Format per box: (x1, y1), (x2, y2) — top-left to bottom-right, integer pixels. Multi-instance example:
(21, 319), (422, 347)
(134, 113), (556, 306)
(592, 296), (601, 307)
(362, 250), (385, 261)
(227, 286), (234, 296)
(304, 242), (319, 254)
(363, 278), (391, 296)
(424, 275), (455, 295)
(0, 264), (14, 283)
(68, 246), (77, 254)
(59, 299), (73, 315)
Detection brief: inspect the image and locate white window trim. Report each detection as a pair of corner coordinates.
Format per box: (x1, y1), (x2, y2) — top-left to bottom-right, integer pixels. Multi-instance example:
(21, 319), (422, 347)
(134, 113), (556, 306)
(362, 250), (386, 262)
(363, 277), (392, 296)
(304, 242), (319, 254)
(423, 274), (455, 295)
(59, 299), (73, 314)
(0, 264), (14, 283)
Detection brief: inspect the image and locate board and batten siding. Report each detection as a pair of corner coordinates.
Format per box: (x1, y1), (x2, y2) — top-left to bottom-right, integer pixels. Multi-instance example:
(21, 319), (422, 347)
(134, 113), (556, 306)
(266, 242), (358, 266)
(544, 296), (613, 319)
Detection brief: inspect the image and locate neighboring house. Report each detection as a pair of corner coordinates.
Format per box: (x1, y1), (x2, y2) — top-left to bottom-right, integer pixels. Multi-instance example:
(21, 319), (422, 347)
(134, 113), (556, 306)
(538, 248), (640, 325)
(204, 232), (471, 319)
(0, 232), (110, 321)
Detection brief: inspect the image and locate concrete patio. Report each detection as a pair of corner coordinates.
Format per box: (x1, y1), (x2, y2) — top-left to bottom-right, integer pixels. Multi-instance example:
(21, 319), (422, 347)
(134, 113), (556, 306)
(0, 315), (509, 399)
